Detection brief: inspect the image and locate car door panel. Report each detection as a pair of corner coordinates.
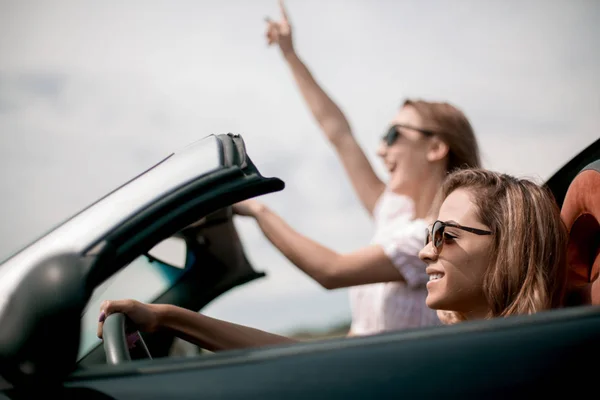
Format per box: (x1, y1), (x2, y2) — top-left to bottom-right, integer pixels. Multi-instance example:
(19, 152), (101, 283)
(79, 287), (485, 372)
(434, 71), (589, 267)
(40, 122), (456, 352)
(63, 306), (600, 399)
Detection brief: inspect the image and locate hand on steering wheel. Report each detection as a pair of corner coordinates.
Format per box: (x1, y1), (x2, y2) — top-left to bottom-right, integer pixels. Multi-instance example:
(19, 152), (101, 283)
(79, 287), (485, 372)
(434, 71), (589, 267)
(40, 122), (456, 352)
(98, 300), (158, 364)
(101, 313), (152, 364)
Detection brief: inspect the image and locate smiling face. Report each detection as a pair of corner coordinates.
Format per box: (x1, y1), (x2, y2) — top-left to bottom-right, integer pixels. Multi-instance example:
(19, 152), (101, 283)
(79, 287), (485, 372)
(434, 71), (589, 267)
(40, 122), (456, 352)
(376, 105), (436, 184)
(418, 188), (494, 318)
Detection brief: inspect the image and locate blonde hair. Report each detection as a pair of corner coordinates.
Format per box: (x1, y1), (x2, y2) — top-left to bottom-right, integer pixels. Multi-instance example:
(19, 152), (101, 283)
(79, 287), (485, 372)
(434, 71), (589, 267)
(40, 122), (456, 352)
(436, 169), (568, 324)
(403, 99), (481, 172)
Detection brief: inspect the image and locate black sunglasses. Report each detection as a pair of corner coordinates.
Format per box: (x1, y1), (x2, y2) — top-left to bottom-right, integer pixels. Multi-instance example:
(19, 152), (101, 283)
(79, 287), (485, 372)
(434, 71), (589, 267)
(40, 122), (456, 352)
(425, 220), (493, 252)
(382, 124), (435, 146)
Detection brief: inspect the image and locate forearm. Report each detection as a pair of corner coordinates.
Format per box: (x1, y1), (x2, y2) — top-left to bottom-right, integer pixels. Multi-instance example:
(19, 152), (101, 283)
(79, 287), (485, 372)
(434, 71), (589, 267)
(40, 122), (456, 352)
(281, 52), (385, 215)
(156, 304), (298, 352)
(253, 205), (342, 288)
(284, 51), (352, 145)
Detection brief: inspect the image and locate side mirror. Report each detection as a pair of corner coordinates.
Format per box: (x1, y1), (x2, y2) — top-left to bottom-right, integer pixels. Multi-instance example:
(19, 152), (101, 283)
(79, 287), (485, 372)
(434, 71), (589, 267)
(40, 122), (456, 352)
(0, 253), (92, 386)
(147, 236), (187, 269)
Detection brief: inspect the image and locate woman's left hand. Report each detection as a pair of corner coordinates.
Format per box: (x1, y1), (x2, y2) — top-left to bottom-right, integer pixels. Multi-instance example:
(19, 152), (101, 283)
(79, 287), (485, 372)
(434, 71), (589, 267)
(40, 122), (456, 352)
(98, 299), (161, 339)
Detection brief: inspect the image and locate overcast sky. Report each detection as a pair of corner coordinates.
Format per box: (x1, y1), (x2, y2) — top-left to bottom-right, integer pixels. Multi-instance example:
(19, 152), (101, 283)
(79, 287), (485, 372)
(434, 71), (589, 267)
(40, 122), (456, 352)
(1, 0), (598, 334)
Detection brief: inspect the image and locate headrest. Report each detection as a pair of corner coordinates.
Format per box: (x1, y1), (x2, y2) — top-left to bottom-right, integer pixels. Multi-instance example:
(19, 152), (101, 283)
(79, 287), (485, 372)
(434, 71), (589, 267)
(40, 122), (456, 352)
(560, 160), (600, 305)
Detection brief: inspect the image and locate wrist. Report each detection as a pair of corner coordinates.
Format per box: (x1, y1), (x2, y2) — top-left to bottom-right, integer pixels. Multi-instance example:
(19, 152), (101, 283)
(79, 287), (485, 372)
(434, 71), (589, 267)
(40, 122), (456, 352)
(152, 304), (172, 329)
(283, 49), (298, 62)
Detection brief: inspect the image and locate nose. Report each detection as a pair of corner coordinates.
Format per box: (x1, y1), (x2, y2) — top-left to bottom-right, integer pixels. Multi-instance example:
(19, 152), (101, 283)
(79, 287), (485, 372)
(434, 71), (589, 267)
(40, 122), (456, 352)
(419, 241), (438, 264)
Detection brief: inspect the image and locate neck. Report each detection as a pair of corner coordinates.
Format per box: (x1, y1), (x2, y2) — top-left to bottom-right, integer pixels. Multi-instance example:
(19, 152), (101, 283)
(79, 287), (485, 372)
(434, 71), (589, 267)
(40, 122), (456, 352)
(462, 305), (490, 321)
(387, 167), (446, 221)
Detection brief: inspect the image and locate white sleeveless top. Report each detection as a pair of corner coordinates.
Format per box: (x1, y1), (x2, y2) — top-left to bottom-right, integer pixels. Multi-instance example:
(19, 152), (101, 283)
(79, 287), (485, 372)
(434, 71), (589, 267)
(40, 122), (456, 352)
(349, 190), (440, 335)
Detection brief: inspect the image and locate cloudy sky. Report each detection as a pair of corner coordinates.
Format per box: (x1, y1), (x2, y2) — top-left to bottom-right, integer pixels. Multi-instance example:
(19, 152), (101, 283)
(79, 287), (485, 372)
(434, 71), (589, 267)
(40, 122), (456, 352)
(1, 0), (598, 335)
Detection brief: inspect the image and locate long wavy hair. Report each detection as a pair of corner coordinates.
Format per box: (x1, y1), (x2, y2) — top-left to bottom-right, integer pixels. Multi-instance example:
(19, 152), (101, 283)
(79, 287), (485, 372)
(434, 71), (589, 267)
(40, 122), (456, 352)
(434, 169), (568, 324)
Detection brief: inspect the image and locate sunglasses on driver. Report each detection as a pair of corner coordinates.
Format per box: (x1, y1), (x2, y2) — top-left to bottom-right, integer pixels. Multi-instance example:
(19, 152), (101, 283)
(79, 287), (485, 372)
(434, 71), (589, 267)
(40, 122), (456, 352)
(425, 220), (493, 253)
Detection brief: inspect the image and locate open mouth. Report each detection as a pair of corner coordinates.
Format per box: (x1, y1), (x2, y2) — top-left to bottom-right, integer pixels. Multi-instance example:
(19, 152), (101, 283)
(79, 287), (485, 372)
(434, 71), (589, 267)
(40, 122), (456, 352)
(428, 273), (444, 282)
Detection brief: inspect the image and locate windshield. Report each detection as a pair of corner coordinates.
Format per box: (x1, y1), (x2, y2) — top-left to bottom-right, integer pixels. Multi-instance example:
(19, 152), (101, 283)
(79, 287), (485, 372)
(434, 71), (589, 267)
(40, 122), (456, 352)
(0, 135), (221, 267)
(0, 135), (223, 317)
(0, 155), (172, 266)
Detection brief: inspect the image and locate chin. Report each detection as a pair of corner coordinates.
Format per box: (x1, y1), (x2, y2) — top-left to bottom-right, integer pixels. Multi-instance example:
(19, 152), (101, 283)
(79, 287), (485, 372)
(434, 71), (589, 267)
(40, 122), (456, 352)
(426, 293), (448, 311)
(425, 294), (439, 309)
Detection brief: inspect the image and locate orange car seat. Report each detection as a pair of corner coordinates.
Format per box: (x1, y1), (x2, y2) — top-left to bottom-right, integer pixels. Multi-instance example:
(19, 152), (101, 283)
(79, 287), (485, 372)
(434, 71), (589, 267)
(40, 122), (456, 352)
(561, 160), (600, 305)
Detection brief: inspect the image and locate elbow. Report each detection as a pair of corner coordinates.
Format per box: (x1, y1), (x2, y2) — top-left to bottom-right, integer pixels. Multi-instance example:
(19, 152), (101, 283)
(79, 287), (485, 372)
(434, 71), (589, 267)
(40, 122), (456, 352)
(319, 278), (338, 291)
(319, 121), (352, 146)
(317, 261), (345, 290)
(328, 134), (348, 149)
(328, 130), (352, 148)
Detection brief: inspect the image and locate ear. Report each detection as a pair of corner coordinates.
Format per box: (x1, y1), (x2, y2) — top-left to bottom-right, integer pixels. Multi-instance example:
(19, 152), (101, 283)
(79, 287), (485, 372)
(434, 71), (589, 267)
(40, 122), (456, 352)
(426, 137), (450, 163)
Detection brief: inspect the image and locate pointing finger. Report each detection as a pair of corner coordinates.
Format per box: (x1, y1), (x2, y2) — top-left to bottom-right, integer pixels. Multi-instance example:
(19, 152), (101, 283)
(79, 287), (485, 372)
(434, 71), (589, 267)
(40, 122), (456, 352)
(279, 0), (290, 22)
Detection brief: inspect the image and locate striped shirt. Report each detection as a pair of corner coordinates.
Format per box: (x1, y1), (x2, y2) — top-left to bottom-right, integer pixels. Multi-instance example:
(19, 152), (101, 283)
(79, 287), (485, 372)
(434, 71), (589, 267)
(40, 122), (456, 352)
(349, 190), (441, 335)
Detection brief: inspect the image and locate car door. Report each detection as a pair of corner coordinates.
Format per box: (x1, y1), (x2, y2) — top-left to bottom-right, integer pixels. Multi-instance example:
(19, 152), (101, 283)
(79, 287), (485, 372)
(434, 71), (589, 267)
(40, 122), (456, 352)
(60, 305), (600, 399)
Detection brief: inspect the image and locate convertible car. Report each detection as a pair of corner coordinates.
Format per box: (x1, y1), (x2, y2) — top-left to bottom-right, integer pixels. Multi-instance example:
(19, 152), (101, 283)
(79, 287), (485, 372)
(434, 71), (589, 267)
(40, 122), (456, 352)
(0, 133), (598, 399)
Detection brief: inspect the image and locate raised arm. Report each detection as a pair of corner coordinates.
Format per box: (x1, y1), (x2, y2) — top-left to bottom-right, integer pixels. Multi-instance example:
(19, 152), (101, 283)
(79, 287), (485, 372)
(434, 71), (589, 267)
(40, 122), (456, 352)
(98, 300), (298, 352)
(233, 199), (405, 290)
(266, 0), (385, 214)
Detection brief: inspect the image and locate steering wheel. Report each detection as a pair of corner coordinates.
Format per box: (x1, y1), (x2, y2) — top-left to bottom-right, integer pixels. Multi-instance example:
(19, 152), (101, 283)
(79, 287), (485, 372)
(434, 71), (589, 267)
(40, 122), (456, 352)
(102, 313), (152, 365)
